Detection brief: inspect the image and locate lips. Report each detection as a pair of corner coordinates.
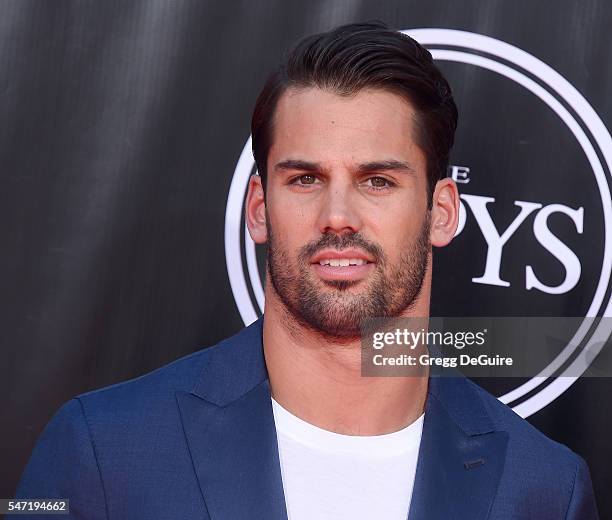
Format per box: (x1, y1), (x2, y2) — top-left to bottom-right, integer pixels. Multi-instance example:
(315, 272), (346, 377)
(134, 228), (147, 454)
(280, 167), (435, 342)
(310, 249), (375, 281)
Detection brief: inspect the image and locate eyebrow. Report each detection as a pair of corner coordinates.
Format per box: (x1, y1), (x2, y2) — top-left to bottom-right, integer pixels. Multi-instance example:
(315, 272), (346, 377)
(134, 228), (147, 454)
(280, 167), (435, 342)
(273, 158), (417, 175)
(357, 160), (417, 175)
(274, 159), (321, 173)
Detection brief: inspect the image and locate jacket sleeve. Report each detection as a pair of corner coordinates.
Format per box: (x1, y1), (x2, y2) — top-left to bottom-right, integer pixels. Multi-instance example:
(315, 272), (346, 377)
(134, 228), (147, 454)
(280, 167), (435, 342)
(12, 398), (108, 520)
(565, 455), (599, 520)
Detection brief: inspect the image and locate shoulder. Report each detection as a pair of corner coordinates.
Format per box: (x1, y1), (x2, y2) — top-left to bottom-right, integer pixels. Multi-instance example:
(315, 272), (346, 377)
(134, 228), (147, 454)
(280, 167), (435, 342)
(467, 378), (578, 462)
(76, 347), (208, 416)
(466, 379), (599, 517)
(74, 331), (240, 431)
(466, 378), (598, 507)
(32, 319), (266, 449)
(73, 318), (265, 417)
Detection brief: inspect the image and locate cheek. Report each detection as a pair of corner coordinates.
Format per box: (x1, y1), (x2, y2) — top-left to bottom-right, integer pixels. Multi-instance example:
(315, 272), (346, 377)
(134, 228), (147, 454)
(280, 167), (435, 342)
(368, 206), (426, 258)
(269, 197), (316, 236)
(268, 205), (313, 254)
(368, 198), (422, 233)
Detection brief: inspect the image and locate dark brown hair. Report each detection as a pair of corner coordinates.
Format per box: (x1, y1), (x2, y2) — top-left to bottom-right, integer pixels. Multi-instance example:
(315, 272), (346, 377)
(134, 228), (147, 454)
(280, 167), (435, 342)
(251, 21), (458, 205)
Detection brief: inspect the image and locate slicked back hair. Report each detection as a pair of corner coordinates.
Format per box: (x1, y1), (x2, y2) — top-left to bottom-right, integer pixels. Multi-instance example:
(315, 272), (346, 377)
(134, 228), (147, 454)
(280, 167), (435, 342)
(251, 21), (458, 207)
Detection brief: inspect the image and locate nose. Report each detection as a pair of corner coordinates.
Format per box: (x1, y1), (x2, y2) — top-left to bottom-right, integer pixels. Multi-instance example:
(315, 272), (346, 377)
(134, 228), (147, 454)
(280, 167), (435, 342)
(316, 175), (363, 235)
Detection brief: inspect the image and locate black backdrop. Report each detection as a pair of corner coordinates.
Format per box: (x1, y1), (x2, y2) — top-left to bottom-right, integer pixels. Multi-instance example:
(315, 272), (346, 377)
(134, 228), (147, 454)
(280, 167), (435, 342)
(1, 0), (611, 516)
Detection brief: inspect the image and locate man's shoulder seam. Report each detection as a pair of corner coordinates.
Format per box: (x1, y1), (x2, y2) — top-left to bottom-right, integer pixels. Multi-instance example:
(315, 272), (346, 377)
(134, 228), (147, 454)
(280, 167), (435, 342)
(75, 397), (110, 520)
(563, 454), (582, 520)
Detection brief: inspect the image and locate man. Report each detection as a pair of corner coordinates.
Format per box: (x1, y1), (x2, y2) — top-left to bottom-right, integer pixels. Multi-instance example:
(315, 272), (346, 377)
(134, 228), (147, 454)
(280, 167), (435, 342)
(15, 22), (598, 519)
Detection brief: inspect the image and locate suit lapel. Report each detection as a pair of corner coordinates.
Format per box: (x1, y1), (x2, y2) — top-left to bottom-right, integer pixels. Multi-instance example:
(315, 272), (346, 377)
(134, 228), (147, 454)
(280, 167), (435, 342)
(407, 375), (509, 520)
(176, 318), (288, 520)
(175, 317), (508, 520)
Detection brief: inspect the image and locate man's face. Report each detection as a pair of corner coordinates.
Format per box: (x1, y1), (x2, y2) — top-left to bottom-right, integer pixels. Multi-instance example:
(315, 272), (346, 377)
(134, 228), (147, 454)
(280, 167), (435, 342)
(264, 87), (431, 339)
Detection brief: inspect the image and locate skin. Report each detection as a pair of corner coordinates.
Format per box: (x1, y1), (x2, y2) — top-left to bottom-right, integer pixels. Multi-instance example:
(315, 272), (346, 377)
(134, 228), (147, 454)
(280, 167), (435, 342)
(246, 87), (459, 435)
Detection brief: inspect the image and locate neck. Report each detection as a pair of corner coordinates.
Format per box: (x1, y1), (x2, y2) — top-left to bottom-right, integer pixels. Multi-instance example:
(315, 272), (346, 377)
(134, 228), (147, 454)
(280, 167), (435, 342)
(262, 268), (432, 436)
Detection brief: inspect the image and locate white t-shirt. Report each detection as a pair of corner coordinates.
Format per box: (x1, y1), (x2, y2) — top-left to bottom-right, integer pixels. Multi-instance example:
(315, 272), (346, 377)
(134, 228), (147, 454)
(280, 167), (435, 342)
(271, 397), (424, 520)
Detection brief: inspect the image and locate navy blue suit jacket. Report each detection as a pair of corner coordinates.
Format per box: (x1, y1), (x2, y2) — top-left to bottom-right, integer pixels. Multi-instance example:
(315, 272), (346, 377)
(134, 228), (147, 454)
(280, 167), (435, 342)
(15, 316), (599, 519)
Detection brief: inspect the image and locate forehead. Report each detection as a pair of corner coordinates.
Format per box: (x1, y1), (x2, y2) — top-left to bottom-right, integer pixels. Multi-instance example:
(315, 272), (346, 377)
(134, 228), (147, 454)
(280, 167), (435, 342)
(269, 87), (424, 167)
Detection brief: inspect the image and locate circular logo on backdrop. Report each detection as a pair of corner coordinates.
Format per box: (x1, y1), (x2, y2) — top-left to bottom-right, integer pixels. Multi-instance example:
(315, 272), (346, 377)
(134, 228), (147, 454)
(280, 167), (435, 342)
(225, 29), (612, 418)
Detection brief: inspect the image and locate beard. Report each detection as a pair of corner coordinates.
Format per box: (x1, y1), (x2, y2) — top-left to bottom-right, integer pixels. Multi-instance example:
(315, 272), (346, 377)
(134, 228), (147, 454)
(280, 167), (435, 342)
(266, 213), (431, 340)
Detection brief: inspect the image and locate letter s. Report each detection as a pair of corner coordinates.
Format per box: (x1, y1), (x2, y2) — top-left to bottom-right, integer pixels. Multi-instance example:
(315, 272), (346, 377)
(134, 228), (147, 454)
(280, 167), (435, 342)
(526, 204), (583, 294)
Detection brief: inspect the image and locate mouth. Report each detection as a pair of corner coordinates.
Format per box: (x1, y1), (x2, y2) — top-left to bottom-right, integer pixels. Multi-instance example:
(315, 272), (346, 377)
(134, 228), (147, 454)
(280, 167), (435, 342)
(317, 257), (370, 267)
(310, 250), (376, 281)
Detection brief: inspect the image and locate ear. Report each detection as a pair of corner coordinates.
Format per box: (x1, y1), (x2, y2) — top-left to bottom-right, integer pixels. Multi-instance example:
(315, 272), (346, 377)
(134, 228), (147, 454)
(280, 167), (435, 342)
(245, 174), (268, 244)
(430, 177), (460, 247)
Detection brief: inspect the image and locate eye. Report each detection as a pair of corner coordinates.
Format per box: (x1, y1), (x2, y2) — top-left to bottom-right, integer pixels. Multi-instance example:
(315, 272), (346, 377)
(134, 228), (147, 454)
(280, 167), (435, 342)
(364, 176), (395, 190)
(290, 174), (319, 186)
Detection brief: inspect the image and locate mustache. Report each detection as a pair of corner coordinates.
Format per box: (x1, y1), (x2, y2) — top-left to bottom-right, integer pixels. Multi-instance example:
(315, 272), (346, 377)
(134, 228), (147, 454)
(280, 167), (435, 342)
(298, 231), (385, 264)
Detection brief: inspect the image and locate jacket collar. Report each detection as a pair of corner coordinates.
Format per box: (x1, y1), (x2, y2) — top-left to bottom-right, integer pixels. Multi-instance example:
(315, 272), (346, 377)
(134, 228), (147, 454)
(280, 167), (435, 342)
(191, 316), (269, 406)
(177, 316), (508, 520)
